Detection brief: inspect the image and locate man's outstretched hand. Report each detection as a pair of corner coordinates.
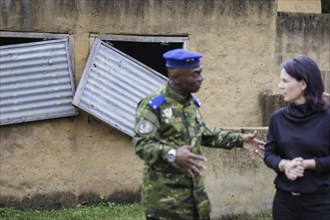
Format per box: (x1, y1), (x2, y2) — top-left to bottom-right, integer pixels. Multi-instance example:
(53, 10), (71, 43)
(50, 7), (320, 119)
(242, 130), (265, 159)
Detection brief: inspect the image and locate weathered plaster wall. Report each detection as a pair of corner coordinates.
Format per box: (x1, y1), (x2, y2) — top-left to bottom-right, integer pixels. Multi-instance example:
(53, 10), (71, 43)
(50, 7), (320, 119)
(277, 0), (321, 13)
(203, 128), (273, 217)
(2, 0), (323, 218)
(1, 0), (277, 126)
(274, 11), (330, 91)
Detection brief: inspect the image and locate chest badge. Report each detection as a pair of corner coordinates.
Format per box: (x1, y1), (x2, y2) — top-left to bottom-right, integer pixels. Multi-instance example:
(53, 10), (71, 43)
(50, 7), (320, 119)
(196, 114), (203, 125)
(163, 108), (173, 118)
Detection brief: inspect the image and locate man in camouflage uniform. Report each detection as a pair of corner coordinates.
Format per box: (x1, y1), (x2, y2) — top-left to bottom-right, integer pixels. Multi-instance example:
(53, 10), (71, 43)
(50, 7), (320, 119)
(132, 48), (264, 220)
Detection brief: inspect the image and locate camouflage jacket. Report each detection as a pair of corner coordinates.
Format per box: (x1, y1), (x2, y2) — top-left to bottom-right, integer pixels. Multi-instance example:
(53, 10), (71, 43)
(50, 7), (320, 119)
(132, 83), (243, 220)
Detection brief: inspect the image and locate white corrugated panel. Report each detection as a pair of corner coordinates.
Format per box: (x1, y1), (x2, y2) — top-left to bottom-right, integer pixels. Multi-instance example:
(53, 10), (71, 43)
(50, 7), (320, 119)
(73, 39), (167, 136)
(0, 39), (77, 125)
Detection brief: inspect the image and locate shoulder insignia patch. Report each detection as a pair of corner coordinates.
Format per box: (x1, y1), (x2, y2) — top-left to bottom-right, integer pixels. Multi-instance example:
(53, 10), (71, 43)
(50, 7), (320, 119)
(192, 95), (201, 107)
(148, 94), (166, 110)
(138, 120), (154, 134)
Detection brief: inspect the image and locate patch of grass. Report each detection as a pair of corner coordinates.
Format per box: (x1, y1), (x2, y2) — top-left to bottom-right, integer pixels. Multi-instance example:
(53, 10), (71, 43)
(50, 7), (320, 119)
(0, 203), (272, 220)
(255, 211), (272, 220)
(218, 211), (272, 220)
(0, 203), (145, 220)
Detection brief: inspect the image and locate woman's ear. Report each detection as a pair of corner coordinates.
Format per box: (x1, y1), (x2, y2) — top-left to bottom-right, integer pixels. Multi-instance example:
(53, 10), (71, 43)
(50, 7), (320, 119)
(300, 80), (307, 91)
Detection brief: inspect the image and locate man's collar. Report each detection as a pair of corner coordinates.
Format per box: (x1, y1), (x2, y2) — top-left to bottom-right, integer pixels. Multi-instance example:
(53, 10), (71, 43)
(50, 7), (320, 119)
(164, 83), (192, 104)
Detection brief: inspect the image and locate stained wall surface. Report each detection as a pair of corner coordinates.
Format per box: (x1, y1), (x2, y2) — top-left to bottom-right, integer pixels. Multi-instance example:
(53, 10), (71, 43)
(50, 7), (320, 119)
(274, 0), (329, 92)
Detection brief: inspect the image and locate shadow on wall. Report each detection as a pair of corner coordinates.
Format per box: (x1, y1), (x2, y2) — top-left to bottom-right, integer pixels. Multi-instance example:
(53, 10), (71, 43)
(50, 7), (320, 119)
(259, 91), (287, 127)
(259, 91), (330, 127)
(322, 0), (330, 13)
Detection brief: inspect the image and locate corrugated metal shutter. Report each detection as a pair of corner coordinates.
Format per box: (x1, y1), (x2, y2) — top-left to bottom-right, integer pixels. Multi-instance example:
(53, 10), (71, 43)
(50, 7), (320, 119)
(72, 38), (167, 136)
(0, 39), (77, 125)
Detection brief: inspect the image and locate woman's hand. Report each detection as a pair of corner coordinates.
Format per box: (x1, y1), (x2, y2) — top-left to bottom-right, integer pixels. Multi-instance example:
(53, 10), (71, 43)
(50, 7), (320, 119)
(279, 157), (305, 181)
(302, 159), (316, 170)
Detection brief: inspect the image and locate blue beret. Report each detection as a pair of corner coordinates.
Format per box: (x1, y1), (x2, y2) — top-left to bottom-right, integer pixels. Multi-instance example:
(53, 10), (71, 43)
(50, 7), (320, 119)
(163, 48), (203, 68)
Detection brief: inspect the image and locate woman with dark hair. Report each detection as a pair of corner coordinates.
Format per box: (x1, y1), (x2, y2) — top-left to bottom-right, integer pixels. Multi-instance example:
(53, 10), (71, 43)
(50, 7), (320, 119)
(264, 55), (330, 220)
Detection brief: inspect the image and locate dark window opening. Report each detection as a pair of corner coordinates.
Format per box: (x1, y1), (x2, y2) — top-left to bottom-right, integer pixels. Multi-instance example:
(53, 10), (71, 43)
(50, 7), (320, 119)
(0, 37), (51, 46)
(104, 41), (183, 77)
(322, 0), (330, 13)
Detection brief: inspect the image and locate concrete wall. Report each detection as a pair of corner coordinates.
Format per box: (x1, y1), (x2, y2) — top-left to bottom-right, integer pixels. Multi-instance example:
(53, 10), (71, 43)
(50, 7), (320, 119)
(278, 0), (321, 13)
(203, 128), (273, 217)
(274, 11), (330, 91)
(0, 0), (327, 218)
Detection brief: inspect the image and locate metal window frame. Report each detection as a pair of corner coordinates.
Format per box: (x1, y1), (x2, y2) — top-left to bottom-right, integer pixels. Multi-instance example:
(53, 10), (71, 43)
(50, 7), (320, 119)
(74, 34), (188, 136)
(89, 34), (189, 49)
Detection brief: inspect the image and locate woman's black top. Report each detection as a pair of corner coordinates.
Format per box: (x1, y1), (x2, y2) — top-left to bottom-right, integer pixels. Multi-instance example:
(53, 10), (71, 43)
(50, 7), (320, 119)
(264, 103), (330, 193)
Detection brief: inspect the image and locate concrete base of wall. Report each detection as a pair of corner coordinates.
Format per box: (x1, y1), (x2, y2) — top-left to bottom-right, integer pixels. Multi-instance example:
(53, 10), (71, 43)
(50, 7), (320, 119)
(1, 127), (273, 219)
(0, 190), (140, 210)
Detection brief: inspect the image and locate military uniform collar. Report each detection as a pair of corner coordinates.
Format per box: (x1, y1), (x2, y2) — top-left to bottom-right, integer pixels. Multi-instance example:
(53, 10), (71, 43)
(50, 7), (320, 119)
(165, 83), (193, 105)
